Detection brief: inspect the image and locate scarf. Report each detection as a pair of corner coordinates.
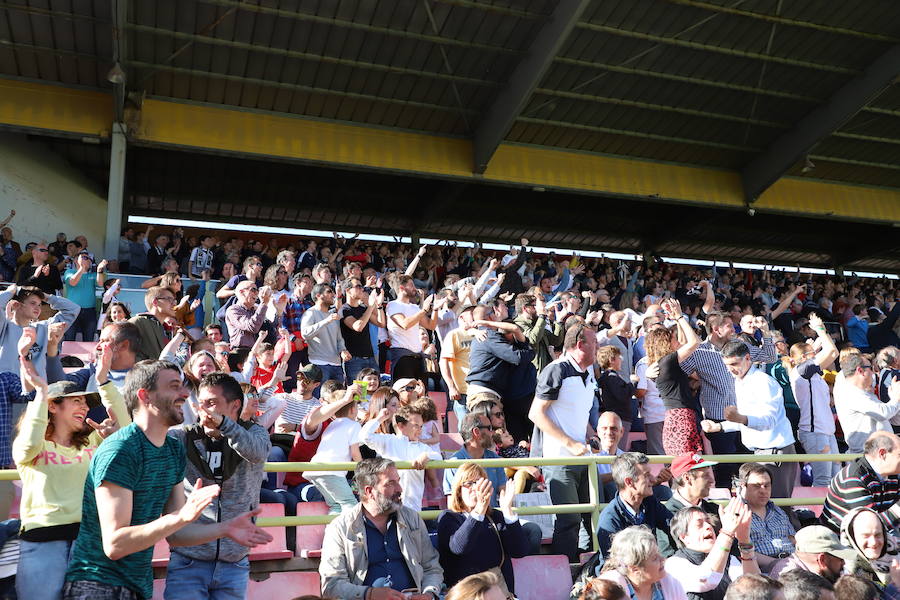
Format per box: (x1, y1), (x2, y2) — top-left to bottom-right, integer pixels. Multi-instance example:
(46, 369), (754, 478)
(674, 547), (731, 600)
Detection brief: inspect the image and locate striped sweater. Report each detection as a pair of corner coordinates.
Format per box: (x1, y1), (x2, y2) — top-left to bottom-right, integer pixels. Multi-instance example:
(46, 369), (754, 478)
(821, 456), (900, 531)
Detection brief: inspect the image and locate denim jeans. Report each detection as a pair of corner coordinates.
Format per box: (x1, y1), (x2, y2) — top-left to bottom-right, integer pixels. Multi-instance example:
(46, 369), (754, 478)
(306, 474), (357, 514)
(315, 364), (346, 390)
(344, 356), (377, 382)
(164, 553), (250, 600)
(451, 394), (468, 427)
(62, 581), (139, 600)
(798, 431), (841, 486)
(287, 482), (326, 503)
(17, 539), (73, 600)
(544, 464), (591, 561)
(64, 307), (97, 342)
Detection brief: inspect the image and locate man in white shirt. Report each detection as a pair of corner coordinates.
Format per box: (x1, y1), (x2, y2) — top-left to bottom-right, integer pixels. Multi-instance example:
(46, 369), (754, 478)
(701, 339), (798, 501)
(528, 322), (597, 560)
(834, 354), (900, 454)
(386, 274), (438, 381)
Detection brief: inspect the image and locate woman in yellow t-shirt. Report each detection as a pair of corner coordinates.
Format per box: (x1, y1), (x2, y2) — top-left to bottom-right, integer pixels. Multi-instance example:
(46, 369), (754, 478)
(14, 336), (130, 600)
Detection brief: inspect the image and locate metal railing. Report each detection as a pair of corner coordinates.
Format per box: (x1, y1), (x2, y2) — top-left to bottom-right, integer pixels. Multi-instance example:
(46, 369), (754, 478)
(2, 452), (850, 553)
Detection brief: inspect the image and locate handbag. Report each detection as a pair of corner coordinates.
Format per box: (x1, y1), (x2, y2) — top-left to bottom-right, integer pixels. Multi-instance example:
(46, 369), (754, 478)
(485, 514), (514, 600)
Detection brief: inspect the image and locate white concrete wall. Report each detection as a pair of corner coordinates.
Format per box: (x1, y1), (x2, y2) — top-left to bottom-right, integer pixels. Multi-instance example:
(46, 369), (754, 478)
(0, 132), (108, 250)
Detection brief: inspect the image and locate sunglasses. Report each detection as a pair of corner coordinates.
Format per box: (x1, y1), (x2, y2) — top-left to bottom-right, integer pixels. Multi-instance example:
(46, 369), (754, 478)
(402, 385), (417, 391)
(35, 248), (48, 252)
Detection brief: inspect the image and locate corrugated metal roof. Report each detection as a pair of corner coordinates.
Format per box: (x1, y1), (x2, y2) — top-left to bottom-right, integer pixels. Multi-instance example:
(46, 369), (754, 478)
(3, 0), (900, 271)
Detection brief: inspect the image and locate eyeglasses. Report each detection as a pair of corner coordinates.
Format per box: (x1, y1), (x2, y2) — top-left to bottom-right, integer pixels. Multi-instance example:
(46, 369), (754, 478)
(277, 269), (287, 275)
(242, 287), (258, 293)
(157, 297), (176, 304)
(860, 365), (873, 371)
(474, 424), (492, 431)
(35, 248), (48, 253)
(402, 385), (417, 391)
(461, 480), (479, 488)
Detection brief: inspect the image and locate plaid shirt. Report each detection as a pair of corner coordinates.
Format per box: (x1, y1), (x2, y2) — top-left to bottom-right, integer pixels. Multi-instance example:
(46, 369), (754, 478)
(679, 337), (776, 420)
(749, 501), (796, 558)
(282, 295), (313, 335)
(0, 372), (20, 466)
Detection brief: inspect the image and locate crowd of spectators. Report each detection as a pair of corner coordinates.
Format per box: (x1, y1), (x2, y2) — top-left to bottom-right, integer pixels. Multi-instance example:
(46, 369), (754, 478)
(1, 204), (900, 600)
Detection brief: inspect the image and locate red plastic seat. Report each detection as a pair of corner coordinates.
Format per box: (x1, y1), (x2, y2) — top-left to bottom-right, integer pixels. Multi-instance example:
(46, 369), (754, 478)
(447, 411), (459, 434)
(429, 391), (448, 418)
(296, 501), (329, 559)
(511, 554), (573, 600)
(247, 571), (321, 599)
(151, 538), (171, 568)
(249, 503), (293, 561)
(440, 433), (463, 452)
(791, 486), (829, 517)
(626, 430), (646, 451)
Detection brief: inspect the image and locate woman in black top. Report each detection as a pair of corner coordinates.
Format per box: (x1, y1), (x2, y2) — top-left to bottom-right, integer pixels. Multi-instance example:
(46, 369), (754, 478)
(646, 299), (702, 455)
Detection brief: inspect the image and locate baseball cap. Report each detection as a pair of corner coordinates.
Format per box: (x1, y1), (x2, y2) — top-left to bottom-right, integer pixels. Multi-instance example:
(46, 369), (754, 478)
(46, 380), (101, 409)
(670, 453), (719, 479)
(391, 378), (417, 392)
(296, 364), (322, 382)
(794, 526), (855, 561)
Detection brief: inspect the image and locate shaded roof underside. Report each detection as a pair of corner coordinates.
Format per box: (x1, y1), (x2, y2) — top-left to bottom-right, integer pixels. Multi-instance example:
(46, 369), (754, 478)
(3, 0), (900, 269)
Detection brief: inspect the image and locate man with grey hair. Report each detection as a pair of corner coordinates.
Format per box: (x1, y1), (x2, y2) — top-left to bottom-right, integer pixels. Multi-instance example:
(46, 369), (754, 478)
(320, 458), (443, 600)
(834, 353), (900, 454)
(596, 451), (673, 557)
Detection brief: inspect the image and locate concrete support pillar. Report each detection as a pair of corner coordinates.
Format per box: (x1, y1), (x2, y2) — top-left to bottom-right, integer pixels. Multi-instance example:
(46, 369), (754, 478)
(104, 122), (127, 262)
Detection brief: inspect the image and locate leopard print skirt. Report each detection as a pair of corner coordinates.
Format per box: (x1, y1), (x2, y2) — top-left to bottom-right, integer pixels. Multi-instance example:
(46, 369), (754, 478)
(662, 407), (703, 455)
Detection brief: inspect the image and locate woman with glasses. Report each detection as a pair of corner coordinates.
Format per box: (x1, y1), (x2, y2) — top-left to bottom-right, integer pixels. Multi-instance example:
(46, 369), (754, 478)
(437, 462), (528, 598)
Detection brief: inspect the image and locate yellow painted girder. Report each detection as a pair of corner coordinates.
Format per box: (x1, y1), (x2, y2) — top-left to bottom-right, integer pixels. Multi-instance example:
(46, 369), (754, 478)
(2, 78), (899, 224)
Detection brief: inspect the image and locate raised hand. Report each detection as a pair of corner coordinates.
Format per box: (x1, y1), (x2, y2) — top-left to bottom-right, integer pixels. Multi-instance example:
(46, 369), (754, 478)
(472, 478), (493, 516)
(498, 479), (517, 518)
(86, 415), (120, 439)
(180, 481), (221, 524)
(17, 326), (37, 359)
(19, 356), (48, 394)
(224, 507), (274, 547)
(95, 341), (114, 384)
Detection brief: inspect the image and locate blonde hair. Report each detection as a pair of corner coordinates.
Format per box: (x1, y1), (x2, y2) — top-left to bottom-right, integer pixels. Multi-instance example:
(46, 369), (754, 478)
(597, 345), (621, 370)
(448, 462), (488, 513)
(445, 570), (502, 600)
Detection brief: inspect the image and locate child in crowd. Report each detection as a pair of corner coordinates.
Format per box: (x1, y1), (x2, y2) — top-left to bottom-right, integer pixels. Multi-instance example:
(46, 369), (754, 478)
(415, 396), (442, 452)
(494, 428), (544, 494)
(302, 381), (363, 514)
(360, 403), (442, 511)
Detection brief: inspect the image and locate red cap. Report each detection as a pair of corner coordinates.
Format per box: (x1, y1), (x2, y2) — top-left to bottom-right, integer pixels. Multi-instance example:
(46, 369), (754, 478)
(670, 453), (718, 479)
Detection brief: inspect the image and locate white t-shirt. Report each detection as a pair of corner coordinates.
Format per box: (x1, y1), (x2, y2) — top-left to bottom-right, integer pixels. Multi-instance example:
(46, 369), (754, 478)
(534, 355), (597, 458)
(360, 420), (442, 511)
(304, 417), (361, 478)
(386, 300), (423, 352)
(636, 357), (665, 424)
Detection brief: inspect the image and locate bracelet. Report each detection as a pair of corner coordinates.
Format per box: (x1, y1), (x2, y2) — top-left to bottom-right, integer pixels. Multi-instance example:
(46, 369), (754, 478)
(719, 530), (735, 539)
(738, 542), (755, 549)
(719, 545), (733, 552)
(739, 551), (755, 560)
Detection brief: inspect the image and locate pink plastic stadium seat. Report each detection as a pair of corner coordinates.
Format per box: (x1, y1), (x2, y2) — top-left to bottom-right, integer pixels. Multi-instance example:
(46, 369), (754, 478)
(791, 486), (829, 517)
(440, 433), (463, 452)
(447, 410), (459, 434)
(429, 391), (448, 418)
(249, 503), (293, 561)
(296, 501), (329, 559)
(151, 538), (171, 568)
(247, 571), (321, 599)
(511, 554), (573, 600)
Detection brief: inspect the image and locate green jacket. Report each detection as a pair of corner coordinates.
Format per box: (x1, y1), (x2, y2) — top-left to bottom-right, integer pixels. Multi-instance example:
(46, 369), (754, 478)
(514, 313), (564, 373)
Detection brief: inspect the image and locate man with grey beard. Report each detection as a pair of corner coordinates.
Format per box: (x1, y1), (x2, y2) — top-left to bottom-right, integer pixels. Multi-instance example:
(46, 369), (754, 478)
(320, 458), (443, 600)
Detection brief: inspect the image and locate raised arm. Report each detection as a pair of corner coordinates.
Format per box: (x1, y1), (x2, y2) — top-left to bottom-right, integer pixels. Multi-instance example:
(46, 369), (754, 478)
(404, 244), (428, 277)
(770, 284), (803, 320)
(808, 313), (838, 369)
(701, 280), (716, 315)
(303, 384), (361, 434)
(666, 299), (700, 363)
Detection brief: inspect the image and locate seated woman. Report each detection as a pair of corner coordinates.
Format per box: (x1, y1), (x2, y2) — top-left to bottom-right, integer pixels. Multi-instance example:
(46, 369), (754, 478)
(593, 526), (687, 600)
(437, 462), (529, 597)
(665, 500), (760, 600)
(445, 570), (510, 600)
(840, 507), (900, 592)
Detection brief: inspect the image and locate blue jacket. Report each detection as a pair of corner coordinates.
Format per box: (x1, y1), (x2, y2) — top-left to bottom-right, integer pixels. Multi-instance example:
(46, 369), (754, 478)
(437, 509), (529, 593)
(597, 493), (673, 558)
(466, 329), (535, 398)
